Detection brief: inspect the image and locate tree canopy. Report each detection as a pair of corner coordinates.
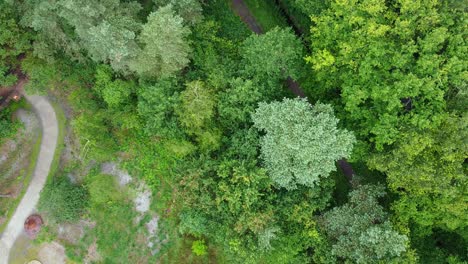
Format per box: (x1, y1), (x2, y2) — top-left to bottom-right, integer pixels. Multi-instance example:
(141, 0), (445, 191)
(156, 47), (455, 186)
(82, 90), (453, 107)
(320, 185), (409, 263)
(2, 0), (467, 262)
(252, 98), (355, 189)
(130, 5), (191, 78)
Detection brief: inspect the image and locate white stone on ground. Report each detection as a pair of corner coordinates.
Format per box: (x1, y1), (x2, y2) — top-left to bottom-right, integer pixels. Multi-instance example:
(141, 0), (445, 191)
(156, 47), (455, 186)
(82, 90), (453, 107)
(134, 184), (151, 214)
(38, 241), (66, 264)
(101, 162), (132, 186)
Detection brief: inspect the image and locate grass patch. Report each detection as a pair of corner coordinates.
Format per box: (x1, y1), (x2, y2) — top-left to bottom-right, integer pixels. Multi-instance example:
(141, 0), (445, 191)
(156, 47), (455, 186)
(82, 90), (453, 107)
(65, 171), (158, 263)
(47, 99), (66, 182)
(243, 0), (289, 31)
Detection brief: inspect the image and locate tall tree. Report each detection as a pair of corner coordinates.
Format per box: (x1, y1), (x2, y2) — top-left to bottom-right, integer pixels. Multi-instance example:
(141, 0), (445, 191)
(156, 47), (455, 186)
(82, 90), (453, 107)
(252, 98), (355, 190)
(0, 2), (31, 86)
(176, 80), (220, 152)
(307, 0), (468, 238)
(369, 114), (468, 232)
(130, 5), (191, 78)
(307, 0), (467, 153)
(241, 27), (304, 83)
(218, 78), (264, 130)
(319, 185), (409, 263)
(153, 0), (203, 25)
(20, 0), (142, 72)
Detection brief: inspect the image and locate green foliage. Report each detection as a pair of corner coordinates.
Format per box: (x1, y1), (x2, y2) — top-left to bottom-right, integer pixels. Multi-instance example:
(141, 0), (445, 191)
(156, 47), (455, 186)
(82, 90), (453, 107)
(243, 0), (289, 31)
(218, 78), (264, 130)
(287, 0), (329, 16)
(154, 0), (203, 25)
(276, 0), (318, 34)
(320, 185), (408, 263)
(20, 56), (59, 94)
(203, 0), (251, 41)
(241, 27), (304, 82)
(137, 77), (181, 137)
(0, 105), (20, 145)
(72, 110), (118, 161)
(177, 80), (221, 152)
(21, 0), (142, 71)
(0, 2), (31, 86)
(252, 98), (355, 190)
(369, 114), (468, 232)
(130, 5), (191, 78)
(38, 176), (89, 223)
(191, 239), (208, 256)
(190, 20), (241, 89)
(93, 65), (134, 108)
(308, 0), (467, 152)
(410, 228), (468, 263)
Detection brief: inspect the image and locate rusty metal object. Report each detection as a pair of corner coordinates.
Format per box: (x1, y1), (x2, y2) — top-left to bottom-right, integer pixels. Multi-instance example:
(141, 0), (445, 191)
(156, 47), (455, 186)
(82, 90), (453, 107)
(24, 214), (43, 239)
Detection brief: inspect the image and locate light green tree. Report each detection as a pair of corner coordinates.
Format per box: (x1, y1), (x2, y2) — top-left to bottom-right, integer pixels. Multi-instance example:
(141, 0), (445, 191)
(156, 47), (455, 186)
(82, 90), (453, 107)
(252, 98), (355, 189)
(307, 0), (467, 152)
(93, 65), (134, 108)
(177, 80), (220, 152)
(21, 0), (142, 70)
(153, 0), (203, 25)
(130, 5), (191, 78)
(369, 114), (468, 232)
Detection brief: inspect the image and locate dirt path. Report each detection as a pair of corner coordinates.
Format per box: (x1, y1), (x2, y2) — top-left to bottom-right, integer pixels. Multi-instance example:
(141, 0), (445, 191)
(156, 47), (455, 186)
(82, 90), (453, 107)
(230, 0), (354, 182)
(0, 95), (58, 264)
(231, 0), (263, 34)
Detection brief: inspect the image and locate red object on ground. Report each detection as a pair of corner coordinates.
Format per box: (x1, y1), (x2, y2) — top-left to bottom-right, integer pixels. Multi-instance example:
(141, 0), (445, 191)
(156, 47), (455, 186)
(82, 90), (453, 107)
(24, 214), (43, 238)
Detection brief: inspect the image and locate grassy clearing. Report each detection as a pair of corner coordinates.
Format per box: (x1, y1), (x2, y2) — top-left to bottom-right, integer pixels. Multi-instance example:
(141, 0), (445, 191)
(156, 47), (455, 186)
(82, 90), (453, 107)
(62, 171), (159, 263)
(243, 0), (289, 31)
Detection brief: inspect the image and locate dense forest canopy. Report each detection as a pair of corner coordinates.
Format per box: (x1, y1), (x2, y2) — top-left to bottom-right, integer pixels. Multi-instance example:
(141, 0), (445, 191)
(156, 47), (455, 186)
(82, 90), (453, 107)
(0, 0), (466, 263)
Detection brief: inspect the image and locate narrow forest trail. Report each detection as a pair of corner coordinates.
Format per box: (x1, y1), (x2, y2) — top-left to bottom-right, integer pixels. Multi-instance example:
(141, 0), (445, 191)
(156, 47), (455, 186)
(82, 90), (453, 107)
(0, 95), (58, 264)
(230, 0), (354, 181)
(231, 0), (263, 34)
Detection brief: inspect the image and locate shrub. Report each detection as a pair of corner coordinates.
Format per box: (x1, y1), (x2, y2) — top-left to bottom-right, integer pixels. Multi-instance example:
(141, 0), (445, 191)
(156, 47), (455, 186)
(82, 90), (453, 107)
(192, 239), (208, 256)
(38, 176), (89, 222)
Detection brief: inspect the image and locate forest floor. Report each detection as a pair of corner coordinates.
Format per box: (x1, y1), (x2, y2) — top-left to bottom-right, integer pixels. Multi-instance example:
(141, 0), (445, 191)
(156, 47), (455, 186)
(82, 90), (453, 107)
(230, 0), (352, 179)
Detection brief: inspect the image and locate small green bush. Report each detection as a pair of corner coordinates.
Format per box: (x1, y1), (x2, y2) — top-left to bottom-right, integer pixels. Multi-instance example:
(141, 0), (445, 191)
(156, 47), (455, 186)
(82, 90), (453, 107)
(191, 239), (208, 256)
(38, 176), (89, 222)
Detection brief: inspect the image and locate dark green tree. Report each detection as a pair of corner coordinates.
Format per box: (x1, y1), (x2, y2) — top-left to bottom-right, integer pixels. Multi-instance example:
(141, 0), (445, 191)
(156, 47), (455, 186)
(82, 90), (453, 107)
(241, 27), (304, 82)
(319, 185), (408, 263)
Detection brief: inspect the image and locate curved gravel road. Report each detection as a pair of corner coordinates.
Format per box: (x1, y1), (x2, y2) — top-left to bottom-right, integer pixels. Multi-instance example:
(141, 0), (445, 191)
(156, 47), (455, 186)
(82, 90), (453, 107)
(0, 95), (58, 264)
